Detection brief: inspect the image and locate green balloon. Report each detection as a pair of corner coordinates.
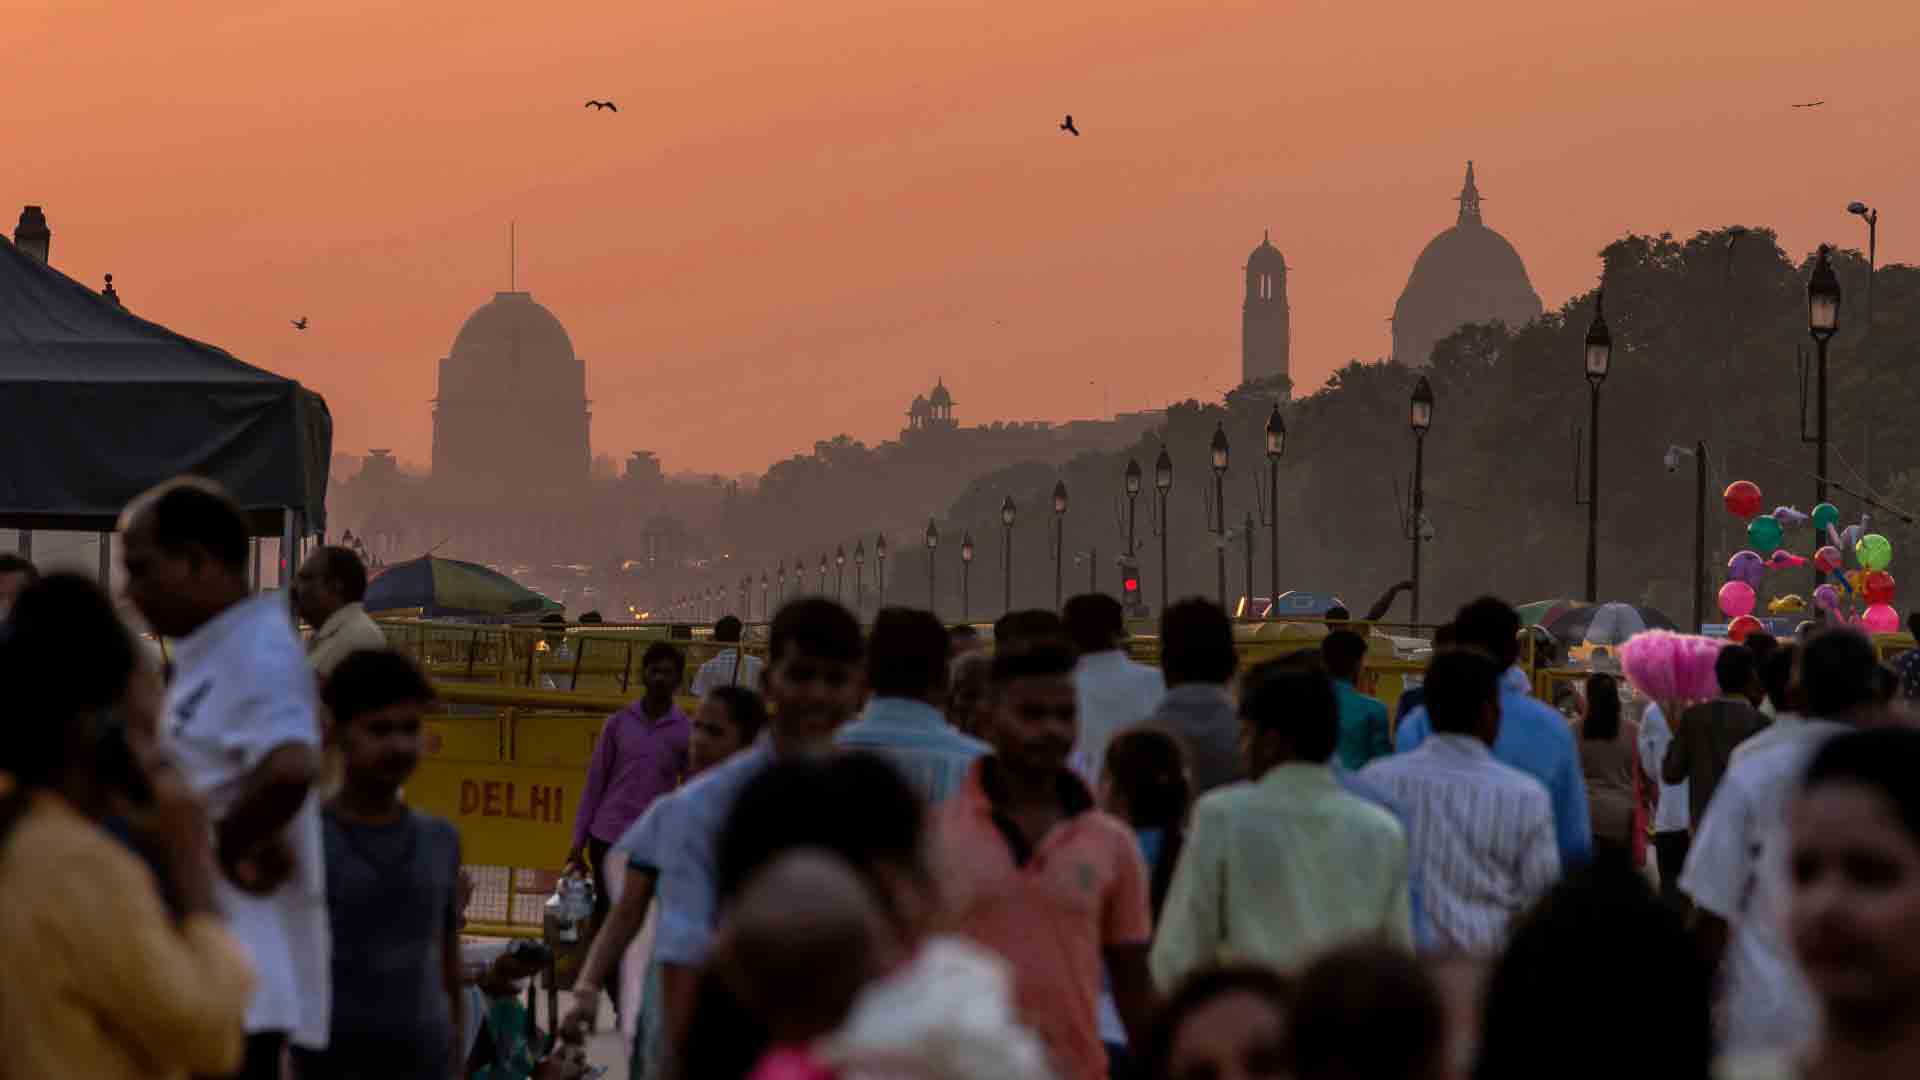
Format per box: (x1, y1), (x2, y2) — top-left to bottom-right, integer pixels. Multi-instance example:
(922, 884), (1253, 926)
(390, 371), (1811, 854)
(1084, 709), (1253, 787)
(1747, 516), (1784, 553)
(1812, 502), (1841, 533)
(1856, 533), (1893, 572)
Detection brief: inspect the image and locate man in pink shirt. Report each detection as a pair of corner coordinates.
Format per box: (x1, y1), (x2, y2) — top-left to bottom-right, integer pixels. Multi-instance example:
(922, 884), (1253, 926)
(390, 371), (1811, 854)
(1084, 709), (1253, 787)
(564, 641), (691, 1007)
(934, 638), (1158, 1080)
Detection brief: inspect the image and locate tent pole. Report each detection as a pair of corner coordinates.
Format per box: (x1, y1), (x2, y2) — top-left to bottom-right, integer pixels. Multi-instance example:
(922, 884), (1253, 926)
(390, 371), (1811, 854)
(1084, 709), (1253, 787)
(281, 510), (297, 589)
(98, 533), (111, 586)
(17, 530), (31, 560)
(252, 538), (262, 591)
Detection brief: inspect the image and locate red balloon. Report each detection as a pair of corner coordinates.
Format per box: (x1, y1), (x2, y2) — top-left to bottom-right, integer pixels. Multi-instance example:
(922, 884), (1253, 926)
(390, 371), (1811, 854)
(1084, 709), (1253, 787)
(1864, 570), (1896, 606)
(1724, 481), (1764, 520)
(1727, 614), (1764, 644)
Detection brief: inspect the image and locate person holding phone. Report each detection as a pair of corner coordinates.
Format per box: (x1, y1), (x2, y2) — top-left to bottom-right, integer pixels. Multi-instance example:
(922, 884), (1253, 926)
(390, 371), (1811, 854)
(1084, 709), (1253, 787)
(0, 573), (255, 1079)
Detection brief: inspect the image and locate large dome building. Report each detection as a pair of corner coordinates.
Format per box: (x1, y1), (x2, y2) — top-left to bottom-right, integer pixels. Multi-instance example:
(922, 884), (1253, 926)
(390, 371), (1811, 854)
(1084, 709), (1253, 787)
(1391, 163), (1542, 367)
(431, 290), (591, 499)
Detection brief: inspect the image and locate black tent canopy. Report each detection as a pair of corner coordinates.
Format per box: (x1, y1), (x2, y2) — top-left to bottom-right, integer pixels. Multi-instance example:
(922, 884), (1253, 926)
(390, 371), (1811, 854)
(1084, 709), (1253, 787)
(0, 235), (331, 536)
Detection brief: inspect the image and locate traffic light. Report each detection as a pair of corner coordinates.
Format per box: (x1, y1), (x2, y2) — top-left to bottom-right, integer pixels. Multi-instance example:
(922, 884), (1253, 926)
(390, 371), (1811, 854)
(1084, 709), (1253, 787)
(1118, 556), (1146, 618)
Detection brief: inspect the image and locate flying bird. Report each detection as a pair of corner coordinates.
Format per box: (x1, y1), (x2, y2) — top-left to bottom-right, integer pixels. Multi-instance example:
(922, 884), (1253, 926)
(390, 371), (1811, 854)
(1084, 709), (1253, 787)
(291, 317), (308, 331)
(1792, 101), (1825, 108)
(1060, 114), (1079, 136)
(584, 100), (618, 111)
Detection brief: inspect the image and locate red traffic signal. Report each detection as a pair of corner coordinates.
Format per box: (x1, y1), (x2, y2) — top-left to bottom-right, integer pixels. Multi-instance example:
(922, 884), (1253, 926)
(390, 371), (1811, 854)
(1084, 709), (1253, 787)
(1123, 577), (1140, 593)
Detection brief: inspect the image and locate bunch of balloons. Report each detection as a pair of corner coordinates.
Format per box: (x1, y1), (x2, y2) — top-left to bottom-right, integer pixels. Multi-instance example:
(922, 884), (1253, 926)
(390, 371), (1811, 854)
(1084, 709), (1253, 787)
(1719, 481), (1899, 638)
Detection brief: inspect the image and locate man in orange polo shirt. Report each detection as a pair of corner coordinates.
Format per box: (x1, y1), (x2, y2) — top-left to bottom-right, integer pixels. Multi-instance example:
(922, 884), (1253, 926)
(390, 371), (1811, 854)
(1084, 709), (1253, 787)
(933, 637), (1158, 1080)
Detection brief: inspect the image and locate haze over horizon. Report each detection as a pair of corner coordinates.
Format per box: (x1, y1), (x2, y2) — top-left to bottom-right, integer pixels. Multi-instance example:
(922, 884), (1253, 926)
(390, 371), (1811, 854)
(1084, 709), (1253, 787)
(8, 0), (1915, 477)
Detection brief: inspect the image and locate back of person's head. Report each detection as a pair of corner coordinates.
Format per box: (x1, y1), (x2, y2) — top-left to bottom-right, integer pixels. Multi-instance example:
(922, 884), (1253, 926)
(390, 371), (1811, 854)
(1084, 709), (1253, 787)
(0, 553), (39, 582)
(126, 476), (251, 573)
(994, 608), (1067, 647)
(1453, 597), (1522, 669)
(1324, 605), (1351, 622)
(990, 636), (1077, 686)
(1160, 598), (1237, 686)
(1715, 643), (1758, 697)
(322, 649), (435, 724)
(1799, 627), (1881, 720)
(1475, 862), (1709, 1080)
(1136, 966), (1293, 1080)
(1582, 672), (1621, 741)
(1745, 631), (1779, 664)
(1292, 943), (1445, 1080)
(1431, 622), (1457, 651)
(1321, 629), (1369, 682)
(316, 545), (368, 603)
(1102, 726), (1191, 919)
(716, 752), (928, 931)
(768, 596), (863, 667)
(1240, 658), (1340, 762)
(642, 640), (687, 677)
(1424, 649), (1503, 737)
(1063, 593), (1127, 655)
(865, 607), (950, 700)
(579, 610), (603, 624)
(707, 684), (769, 745)
(949, 623), (980, 649)
(1762, 642), (1800, 713)
(714, 615), (744, 644)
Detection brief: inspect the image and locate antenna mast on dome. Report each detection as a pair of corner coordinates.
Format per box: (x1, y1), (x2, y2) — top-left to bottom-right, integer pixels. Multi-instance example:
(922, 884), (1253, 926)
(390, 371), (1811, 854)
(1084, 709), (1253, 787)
(1455, 162), (1483, 227)
(509, 221), (516, 291)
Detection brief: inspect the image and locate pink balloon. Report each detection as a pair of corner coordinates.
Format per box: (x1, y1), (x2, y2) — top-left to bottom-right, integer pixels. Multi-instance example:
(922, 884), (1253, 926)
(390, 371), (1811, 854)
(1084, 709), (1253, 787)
(1863, 603), (1901, 634)
(1718, 580), (1756, 619)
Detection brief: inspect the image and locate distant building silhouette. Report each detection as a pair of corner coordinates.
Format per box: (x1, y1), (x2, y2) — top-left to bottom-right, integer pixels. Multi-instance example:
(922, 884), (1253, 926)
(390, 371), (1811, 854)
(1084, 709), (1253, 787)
(906, 378), (959, 434)
(895, 379), (1157, 460)
(1391, 162), (1542, 367)
(431, 290), (591, 499)
(1242, 230), (1290, 390)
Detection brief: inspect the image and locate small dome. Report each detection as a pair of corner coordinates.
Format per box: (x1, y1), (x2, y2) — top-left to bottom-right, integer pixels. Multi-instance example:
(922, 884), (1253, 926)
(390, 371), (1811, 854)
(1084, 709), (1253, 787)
(439, 291), (583, 401)
(1248, 229), (1285, 268)
(929, 379), (953, 407)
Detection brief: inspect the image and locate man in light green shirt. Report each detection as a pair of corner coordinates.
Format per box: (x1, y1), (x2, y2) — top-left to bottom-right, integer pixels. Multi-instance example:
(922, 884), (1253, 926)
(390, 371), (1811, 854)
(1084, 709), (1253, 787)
(1151, 660), (1413, 989)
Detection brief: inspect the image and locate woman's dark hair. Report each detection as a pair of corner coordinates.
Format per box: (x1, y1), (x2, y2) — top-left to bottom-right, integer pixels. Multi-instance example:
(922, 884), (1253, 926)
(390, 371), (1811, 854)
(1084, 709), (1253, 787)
(0, 574), (141, 851)
(1135, 965), (1292, 1080)
(706, 684), (768, 745)
(1292, 943), (1445, 1080)
(1801, 728), (1920, 845)
(1582, 672), (1622, 741)
(1475, 861), (1710, 1080)
(1102, 726), (1191, 921)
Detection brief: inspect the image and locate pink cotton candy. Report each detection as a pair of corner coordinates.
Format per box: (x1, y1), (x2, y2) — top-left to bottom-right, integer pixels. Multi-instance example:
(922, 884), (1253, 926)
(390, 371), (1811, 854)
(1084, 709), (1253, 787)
(748, 1047), (838, 1080)
(1619, 630), (1726, 705)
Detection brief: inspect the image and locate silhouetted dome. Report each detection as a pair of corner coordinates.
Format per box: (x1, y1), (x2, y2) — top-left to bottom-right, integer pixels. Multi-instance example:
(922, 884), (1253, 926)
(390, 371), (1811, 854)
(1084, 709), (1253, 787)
(1248, 230), (1286, 270)
(439, 291), (583, 401)
(910, 394), (930, 418)
(1392, 163), (1542, 367)
(929, 379), (953, 408)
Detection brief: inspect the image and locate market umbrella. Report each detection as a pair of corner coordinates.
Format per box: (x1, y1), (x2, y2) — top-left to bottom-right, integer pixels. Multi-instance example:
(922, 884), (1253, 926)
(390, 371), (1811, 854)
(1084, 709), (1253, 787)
(1516, 598), (1578, 630)
(364, 555), (562, 618)
(1545, 602), (1677, 646)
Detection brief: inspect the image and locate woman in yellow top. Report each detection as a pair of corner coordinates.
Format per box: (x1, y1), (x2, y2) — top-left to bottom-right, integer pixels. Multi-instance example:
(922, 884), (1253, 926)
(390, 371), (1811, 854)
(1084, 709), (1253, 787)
(0, 574), (254, 1079)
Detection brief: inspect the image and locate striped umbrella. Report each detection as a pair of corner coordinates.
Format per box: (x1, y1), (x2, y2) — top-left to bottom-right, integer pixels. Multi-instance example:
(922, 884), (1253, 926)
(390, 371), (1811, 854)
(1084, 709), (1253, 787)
(364, 555), (562, 618)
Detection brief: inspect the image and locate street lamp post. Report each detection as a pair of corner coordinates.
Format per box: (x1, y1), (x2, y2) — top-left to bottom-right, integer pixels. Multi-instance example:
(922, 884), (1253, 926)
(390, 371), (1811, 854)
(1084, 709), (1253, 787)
(1123, 459), (1141, 557)
(818, 554), (828, 595)
(1242, 509), (1256, 620)
(853, 541), (865, 614)
(1848, 201), (1878, 327)
(1265, 403), (1285, 611)
(1409, 376), (1434, 623)
(960, 532), (974, 621)
(1210, 423), (1230, 610)
(1001, 496), (1016, 613)
(1154, 448), (1173, 612)
(924, 519), (939, 614)
(1583, 289), (1613, 602)
(1052, 481), (1068, 609)
(760, 572), (769, 619)
(776, 561), (786, 606)
(876, 534), (888, 608)
(1665, 443), (1709, 632)
(835, 545), (846, 603)
(1806, 246), (1842, 588)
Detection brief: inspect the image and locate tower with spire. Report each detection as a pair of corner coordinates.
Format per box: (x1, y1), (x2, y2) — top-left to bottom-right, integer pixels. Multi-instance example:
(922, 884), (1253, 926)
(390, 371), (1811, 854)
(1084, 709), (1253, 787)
(1242, 229), (1291, 391)
(1455, 161), (1482, 226)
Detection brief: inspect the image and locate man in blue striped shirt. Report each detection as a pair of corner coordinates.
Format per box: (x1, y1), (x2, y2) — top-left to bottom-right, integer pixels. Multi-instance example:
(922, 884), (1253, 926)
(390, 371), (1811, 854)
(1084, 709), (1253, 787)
(836, 607), (990, 803)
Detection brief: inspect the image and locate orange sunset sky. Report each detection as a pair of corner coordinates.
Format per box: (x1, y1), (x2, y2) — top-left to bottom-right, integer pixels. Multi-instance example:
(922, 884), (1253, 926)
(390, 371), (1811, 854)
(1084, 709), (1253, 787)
(7, 0), (1916, 477)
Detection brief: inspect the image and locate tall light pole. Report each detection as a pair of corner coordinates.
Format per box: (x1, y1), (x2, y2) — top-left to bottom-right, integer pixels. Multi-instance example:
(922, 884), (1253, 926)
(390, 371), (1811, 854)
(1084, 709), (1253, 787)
(760, 571), (769, 618)
(776, 561), (786, 606)
(835, 545), (846, 603)
(876, 533), (888, 608)
(924, 518), (939, 613)
(1154, 448), (1173, 612)
(1242, 509), (1256, 620)
(818, 554), (828, 595)
(1052, 481), (1069, 609)
(1848, 201), (1877, 327)
(1409, 376), (1434, 624)
(853, 541), (865, 614)
(1001, 496), (1016, 613)
(1265, 403), (1285, 610)
(1806, 246), (1842, 588)
(960, 532), (974, 621)
(1123, 459), (1141, 557)
(1665, 443), (1708, 632)
(1583, 289), (1612, 602)
(1210, 423), (1230, 610)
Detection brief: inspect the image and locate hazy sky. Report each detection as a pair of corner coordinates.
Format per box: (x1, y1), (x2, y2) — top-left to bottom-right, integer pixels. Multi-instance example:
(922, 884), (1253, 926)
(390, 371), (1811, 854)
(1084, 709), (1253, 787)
(8, 0), (1915, 476)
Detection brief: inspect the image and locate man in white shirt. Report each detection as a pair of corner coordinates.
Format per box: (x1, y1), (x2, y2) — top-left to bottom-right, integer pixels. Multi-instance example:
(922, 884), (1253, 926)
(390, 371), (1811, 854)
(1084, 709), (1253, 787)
(1635, 701), (1691, 910)
(122, 478), (330, 1078)
(1063, 593), (1163, 782)
(292, 545), (389, 681)
(1362, 649), (1559, 954)
(1679, 628), (1883, 1059)
(690, 615), (763, 698)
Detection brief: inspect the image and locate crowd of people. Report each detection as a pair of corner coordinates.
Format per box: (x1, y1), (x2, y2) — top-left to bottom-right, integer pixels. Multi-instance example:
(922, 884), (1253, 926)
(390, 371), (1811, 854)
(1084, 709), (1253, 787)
(3, 476), (1920, 1080)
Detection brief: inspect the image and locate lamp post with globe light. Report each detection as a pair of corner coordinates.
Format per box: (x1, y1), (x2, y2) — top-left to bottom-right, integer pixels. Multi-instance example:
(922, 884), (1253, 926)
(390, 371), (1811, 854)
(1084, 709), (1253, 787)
(835, 545), (846, 604)
(1051, 481), (1068, 609)
(1210, 423), (1230, 610)
(1409, 376), (1434, 623)
(853, 541), (865, 614)
(1582, 289), (1612, 602)
(876, 534), (888, 608)
(1001, 497), (1016, 613)
(961, 532), (974, 621)
(1264, 403), (1285, 611)
(924, 519), (939, 614)
(1154, 448), (1173, 612)
(1805, 246), (1842, 587)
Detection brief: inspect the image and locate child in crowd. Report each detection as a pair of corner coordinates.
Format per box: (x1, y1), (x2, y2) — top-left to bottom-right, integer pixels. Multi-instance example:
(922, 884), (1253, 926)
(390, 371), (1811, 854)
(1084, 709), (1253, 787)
(297, 650), (464, 1080)
(1096, 726), (1193, 1075)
